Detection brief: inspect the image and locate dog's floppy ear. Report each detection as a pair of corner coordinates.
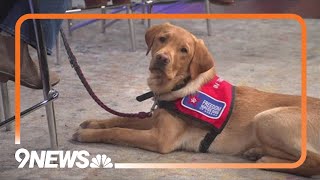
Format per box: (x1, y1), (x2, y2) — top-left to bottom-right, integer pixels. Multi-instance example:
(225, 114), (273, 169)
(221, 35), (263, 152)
(189, 39), (214, 79)
(145, 23), (171, 55)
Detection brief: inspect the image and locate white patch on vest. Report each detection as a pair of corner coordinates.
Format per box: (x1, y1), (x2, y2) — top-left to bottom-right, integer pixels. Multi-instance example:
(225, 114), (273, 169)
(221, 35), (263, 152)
(181, 91), (226, 119)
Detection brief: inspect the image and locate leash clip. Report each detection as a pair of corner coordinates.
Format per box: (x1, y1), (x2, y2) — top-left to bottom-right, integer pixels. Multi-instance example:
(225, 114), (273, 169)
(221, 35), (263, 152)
(150, 101), (157, 112)
(149, 94), (159, 114)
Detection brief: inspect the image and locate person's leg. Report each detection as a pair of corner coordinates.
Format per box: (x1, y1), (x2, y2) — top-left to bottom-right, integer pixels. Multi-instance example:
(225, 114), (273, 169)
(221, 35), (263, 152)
(0, 0), (69, 89)
(0, 0), (17, 23)
(0, 0), (69, 54)
(0, 34), (60, 89)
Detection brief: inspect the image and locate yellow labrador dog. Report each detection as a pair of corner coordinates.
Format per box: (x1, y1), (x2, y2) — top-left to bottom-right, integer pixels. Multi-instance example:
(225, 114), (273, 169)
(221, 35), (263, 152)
(73, 23), (320, 177)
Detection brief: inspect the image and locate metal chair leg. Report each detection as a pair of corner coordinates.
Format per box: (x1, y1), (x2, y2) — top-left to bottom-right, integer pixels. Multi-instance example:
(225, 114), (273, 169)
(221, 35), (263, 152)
(35, 24), (59, 150)
(0, 85), (3, 125)
(30, 0), (59, 150)
(0, 83), (13, 131)
(68, 19), (73, 37)
(0, 84), (5, 128)
(205, 0), (212, 36)
(126, 4), (136, 52)
(55, 31), (61, 65)
(101, 6), (106, 33)
(147, 3), (152, 28)
(141, 0), (146, 25)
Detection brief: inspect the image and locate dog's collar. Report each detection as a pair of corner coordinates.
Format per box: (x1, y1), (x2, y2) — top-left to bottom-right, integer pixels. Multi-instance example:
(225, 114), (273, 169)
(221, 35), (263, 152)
(171, 76), (191, 91)
(136, 76), (191, 102)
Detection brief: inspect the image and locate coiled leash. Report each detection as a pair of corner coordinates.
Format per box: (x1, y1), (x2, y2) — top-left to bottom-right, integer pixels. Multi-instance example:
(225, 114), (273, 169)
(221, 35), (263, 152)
(59, 29), (153, 119)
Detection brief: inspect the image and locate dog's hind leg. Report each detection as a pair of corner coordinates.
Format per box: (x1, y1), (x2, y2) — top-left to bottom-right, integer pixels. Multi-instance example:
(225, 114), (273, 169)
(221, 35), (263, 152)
(243, 146), (296, 161)
(252, 106), (320, 177)
(256, 153), (320, 177)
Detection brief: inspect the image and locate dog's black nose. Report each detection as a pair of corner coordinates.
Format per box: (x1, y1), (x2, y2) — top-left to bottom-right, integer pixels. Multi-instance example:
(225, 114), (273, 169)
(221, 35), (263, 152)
(155, 54), (170, 65)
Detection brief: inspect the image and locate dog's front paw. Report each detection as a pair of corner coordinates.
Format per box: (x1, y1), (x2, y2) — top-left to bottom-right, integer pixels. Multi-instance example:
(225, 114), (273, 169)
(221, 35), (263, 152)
(80, 120), (101, 129)
(72, 129), (97, 142)
(72, 128), (102, 142)
(72, 129), (83, 142)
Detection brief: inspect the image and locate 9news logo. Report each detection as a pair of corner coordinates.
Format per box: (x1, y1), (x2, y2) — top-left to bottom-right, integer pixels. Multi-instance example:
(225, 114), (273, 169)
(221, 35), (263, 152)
(15, 148), (113, 168)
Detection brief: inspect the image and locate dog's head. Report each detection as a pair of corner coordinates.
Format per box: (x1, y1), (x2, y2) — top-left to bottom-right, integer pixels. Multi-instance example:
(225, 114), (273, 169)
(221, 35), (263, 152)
(145, 23), (215, 95)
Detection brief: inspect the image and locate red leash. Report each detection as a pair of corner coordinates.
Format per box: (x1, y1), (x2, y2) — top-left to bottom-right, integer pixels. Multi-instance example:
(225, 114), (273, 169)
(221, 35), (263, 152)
(60, 29), (152, 119)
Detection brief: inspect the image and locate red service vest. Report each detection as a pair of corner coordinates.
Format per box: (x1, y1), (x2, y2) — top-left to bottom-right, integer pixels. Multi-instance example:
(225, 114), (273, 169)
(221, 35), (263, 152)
(160, 76), (235, 133)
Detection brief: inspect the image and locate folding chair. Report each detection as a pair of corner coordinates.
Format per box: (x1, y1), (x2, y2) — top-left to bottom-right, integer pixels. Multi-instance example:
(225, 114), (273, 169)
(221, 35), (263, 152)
(70, 3), (138, 47)
(55, 0), (145, 65)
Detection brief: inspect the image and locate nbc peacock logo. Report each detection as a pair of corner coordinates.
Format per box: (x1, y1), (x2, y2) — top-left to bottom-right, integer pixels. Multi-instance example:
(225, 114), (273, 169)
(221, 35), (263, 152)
(90, 154), (113, 168)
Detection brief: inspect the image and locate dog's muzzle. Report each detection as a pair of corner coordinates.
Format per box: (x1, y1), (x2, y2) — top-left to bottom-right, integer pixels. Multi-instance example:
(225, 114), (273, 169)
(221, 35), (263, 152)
(149, 53), (170, 72)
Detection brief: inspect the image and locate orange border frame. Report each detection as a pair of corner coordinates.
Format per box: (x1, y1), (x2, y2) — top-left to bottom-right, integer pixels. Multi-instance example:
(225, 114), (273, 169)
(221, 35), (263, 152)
(14, 14), (307, 169)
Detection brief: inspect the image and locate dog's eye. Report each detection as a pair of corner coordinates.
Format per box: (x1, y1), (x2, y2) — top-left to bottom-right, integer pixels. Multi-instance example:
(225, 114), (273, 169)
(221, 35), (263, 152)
(159, 36), (166, 43)
(180, 47), (188, 53)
